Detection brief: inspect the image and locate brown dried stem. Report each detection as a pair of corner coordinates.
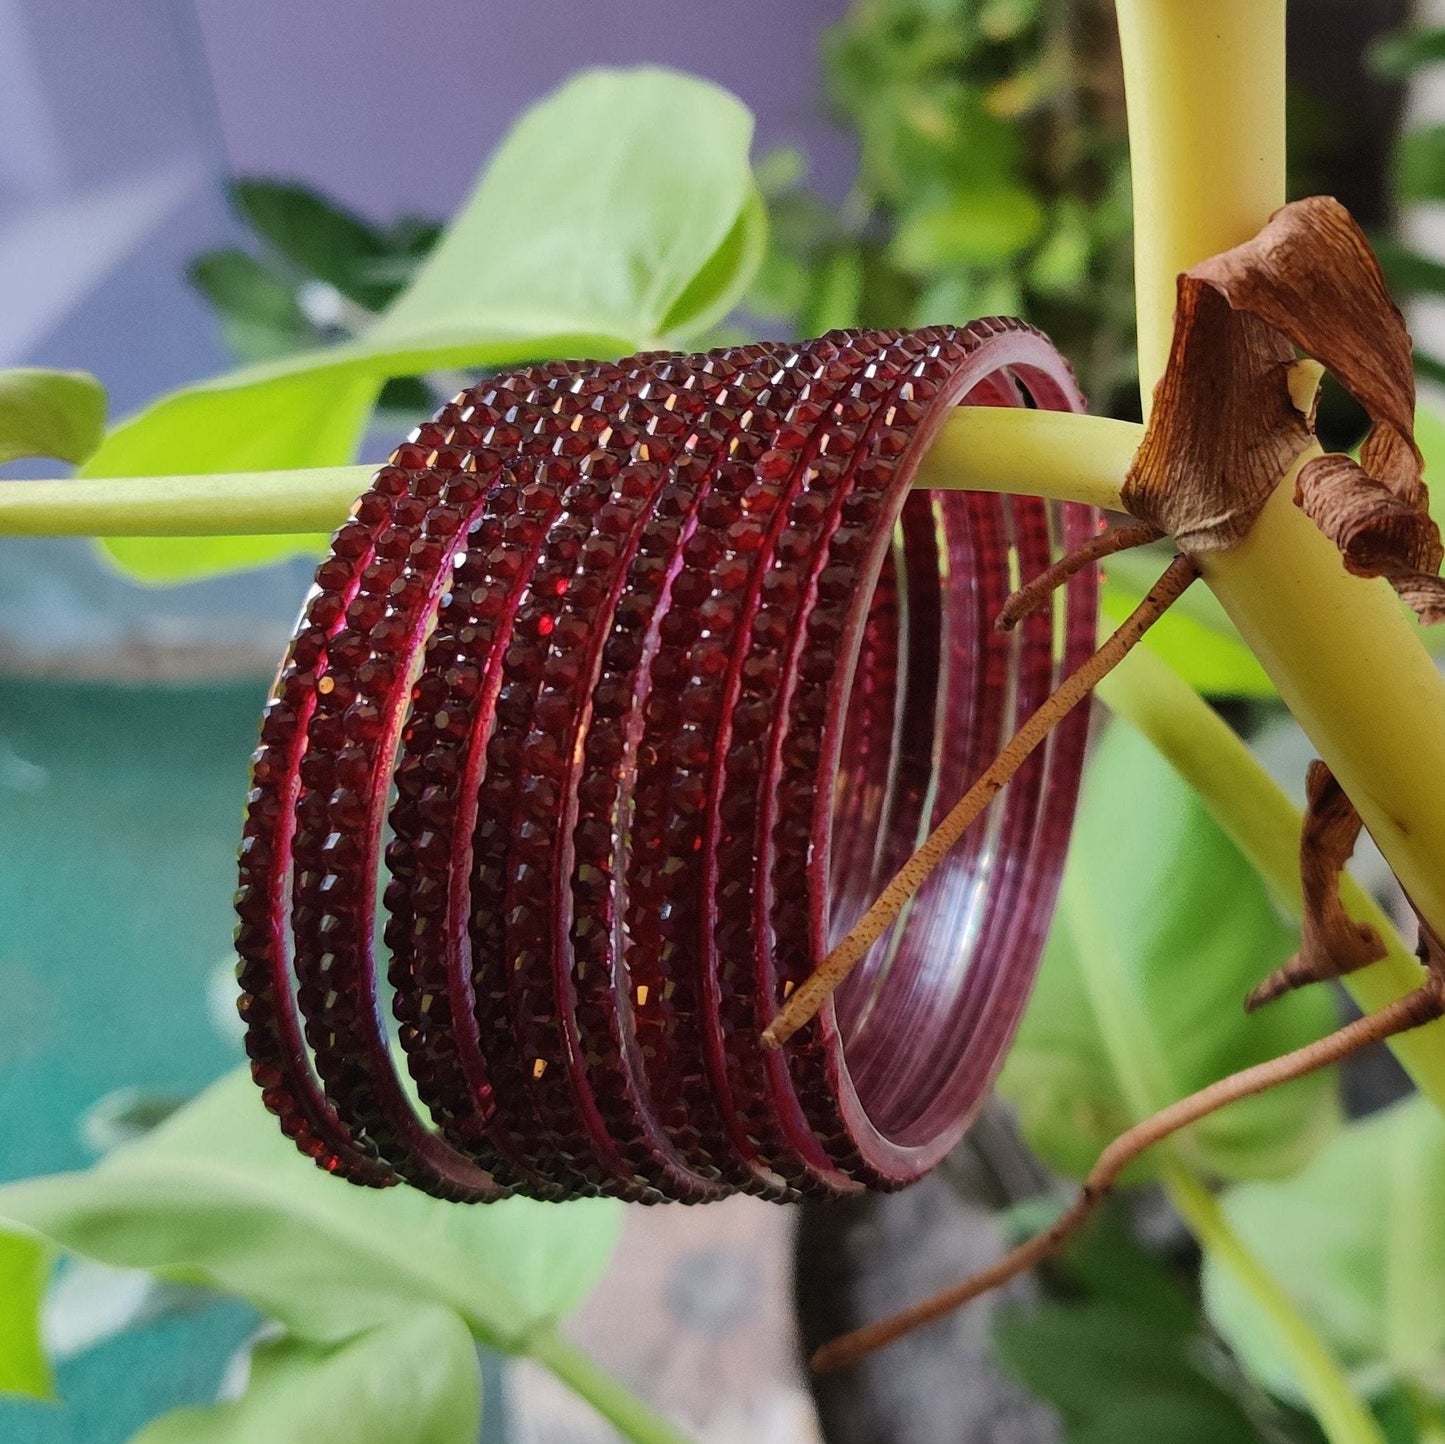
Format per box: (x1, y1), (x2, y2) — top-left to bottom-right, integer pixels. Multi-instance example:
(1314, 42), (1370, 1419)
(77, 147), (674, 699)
(762, 552), (1199, 1053)
(996, 519), (1163, 631)
(811, 978), (1445, 1374)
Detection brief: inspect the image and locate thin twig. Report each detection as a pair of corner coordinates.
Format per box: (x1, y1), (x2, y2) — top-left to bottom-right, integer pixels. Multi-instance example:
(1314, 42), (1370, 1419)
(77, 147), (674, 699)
(812, 978), (1445, 1374)
(997, 519), (1162, 630)
(762, 552), (1199, 1052)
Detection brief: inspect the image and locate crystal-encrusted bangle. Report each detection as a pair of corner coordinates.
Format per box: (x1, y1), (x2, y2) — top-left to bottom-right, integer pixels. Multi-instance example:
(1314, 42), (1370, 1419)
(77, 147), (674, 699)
(238, 321), (1098, 1201)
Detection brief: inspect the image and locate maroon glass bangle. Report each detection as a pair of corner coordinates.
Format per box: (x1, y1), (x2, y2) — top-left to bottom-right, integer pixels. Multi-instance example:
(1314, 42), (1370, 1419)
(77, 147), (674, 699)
(237, 320), (1099, 1202)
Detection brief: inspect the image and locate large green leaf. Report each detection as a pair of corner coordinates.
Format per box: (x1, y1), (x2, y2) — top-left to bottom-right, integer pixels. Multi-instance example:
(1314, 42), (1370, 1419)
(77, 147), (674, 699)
(0, 1230), (54, 1400)
(997, 1303), (1257, 1440)
(90, 67), (764, 583)
(99, 371), (377, 583)
(1204, 1098), (1445, 1405)
(995, 1206), (1319, 1444)
(131, 1307), (482, 1444)
(0, 1069), (620, 1352)
(0, 368), (107, 467)
(997, 721), (1341, 1184)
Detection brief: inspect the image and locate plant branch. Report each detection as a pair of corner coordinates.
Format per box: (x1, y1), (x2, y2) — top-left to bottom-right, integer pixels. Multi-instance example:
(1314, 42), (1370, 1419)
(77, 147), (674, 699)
(915, 405), (1133, 508)
(0, 466), (374, 536)
(811, 980), (1443, 1380)
(1116, 0), (1288, 404)
(528, 1326), (692, 1444)
(0, 405), (1133, 539)
(762, 552), (1198, 1052)
(997, 519), (1161, 630)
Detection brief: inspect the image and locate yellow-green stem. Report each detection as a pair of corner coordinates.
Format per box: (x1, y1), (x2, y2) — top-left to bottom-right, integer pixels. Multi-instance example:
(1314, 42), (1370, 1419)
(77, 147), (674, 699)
(0, 407), (1129, 538)
(0, 467), (373, 536)
(1164, 1165), (1387, 1444)
(916, 407), (1130, 508)
(1116, 0), (1288, 411)
(528, 1327), (692, 1444)
(1116, 0), (1445, 976)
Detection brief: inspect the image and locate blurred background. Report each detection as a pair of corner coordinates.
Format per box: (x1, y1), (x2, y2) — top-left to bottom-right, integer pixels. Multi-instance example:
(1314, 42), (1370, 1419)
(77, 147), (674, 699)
(0, 1), (1440, 1441)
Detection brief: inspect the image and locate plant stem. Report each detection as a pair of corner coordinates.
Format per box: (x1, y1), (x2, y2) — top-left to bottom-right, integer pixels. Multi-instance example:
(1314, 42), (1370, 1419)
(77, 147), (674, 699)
(1115, 0), (1288, 407)
(915, 406), (1131, 507)
(1202, 478), (1445, 948)
(0, 467), (373, 535)
(0, 405), (1131, 538)
(528, 1327), (692, 1444)
(1164, 1165), (1387, 1444)
(1116, 0), (1445, 972)
(1097, 643), (1445, 1116)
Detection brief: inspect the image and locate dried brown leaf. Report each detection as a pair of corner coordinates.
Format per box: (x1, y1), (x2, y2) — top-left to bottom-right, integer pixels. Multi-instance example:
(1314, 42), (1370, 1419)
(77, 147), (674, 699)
(1246, 760), (1385, 1012)
(1122, 283), (1306, 551)
(1122, 195), (1445, 620)
(1295, 455), (1445, 624)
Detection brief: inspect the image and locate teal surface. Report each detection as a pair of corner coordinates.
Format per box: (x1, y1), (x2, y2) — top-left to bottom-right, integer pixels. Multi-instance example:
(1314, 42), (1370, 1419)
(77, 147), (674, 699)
(0, 677), (268, 1442)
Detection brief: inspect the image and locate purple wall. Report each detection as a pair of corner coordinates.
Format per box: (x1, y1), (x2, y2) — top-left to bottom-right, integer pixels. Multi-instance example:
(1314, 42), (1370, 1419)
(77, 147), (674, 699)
(193, 0), (857, 220)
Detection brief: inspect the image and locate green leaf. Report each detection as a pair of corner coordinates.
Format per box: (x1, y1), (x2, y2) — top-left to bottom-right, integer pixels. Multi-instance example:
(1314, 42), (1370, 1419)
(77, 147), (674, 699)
(95, 370), (376, 583)
(1071, 1397), (1265, 1444)
(1204, 1098), (1445, 1404)
(1369, 27), (1445, 78)
(0, 1230), (55, 1400)
(187, 249), (317, 364)
(997, 721), (1341, 1184)
(1397, 125), (1445, 203)
(889, 185), (1045, 272)
(0, 368), (107, 467)
(995, 1302), (1245, 1426)
(131, 1307), (481, 1444)
(88, 66), (763, 583)
(231, 180), (393, 312)
(0, 1068), (620, 1352)
(801, 249), (865, 334)
(374, 66), (760, 348)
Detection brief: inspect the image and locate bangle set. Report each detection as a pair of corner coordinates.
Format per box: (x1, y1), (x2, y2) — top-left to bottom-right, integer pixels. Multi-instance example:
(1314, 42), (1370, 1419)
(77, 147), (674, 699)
(236, 321), (1098, 1202)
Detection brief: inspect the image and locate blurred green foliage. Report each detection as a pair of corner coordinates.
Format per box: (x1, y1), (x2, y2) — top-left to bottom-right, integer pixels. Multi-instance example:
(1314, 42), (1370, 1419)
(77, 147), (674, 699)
(0, 1070), (624, 1442)
(751, 0), (1138, 415)
(995, 1203), (1329, 1444)
(0, 368), (107, 468)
